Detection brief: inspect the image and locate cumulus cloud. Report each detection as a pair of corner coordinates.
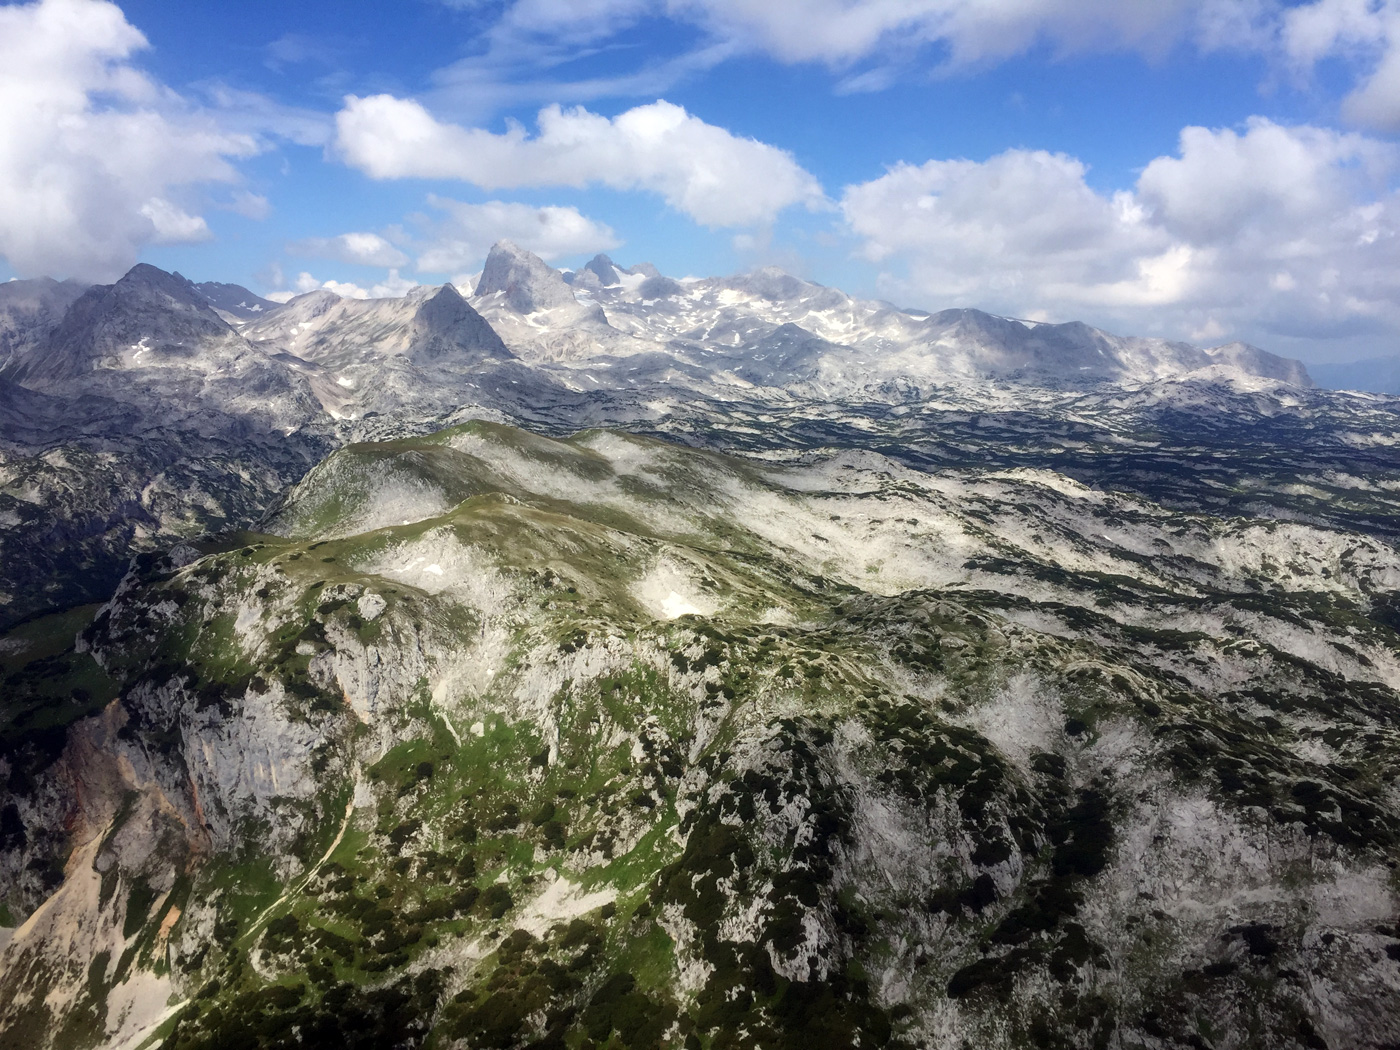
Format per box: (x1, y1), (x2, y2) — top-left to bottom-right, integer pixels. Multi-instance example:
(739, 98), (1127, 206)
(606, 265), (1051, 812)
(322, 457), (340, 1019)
(0, 0), (264, 280)
(223, 190), (272, 221)
(415, 197), (619, 272)
(1282, 0), (1400, 132)
(334, 96), (824, 227)
(844, 150), (1166, 302)
(290, 231), (410, 268)
(842, 118), (1400, 351)
(138, 198), (214, 244)
(266, 268), (420, 302)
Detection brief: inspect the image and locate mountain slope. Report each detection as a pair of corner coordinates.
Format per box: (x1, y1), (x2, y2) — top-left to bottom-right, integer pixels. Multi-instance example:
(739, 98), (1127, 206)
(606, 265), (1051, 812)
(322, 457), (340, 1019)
(0, 250), (1393, 1050)
(14, 265), (243, 387)
(194, 282), (282, 322)
(0, 266), (327, 627)
(3, 421), (1399, 1050)
(0, 278), (89, 376)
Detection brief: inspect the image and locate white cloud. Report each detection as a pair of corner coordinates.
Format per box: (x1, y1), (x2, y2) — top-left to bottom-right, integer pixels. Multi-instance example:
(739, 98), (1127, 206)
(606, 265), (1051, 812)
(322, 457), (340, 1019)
(845, 149), (1158, 277)
(433, 1), (1397, 135)
(1281, 0), (1400, 131)
(0, 0), (264, 280)
(1135, 118), (1393, 243)
(416, 197), (618, 271)
(224, 190), (271, 221)
(841, 118), (1400, 352)
(138, 198), (214, 244)
(1346, 39), (1400, 129)
(270, 268), (421, 301)
(454, 0), (1274, 79)
(291, 231), (410, 268)
(495, 0), (652, 44)
(334, 96), (824, 227)
(670, 0), (1250, 67)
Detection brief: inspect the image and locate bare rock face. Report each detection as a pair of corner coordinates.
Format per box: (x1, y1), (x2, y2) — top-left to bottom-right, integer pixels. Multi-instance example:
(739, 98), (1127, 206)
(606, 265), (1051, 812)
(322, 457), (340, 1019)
(582, 253), (623, 287)
(4, 418), (1400, 1050)
(2, 249), (1397, 1050)
(475, 240), (578, 314)
(407, 283), (511, 363)
(193, 281), (282, 321)
(0, 277), (89, 376)
(17, 265), (238, 387)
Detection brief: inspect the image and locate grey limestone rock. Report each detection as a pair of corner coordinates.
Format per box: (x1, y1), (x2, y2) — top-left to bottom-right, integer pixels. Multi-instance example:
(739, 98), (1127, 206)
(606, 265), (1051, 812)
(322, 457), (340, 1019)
(0, 277), (89, 376)
(475, 240), (578, 313)
(193, 280), (282, 321)
(407, 282), (511, 363)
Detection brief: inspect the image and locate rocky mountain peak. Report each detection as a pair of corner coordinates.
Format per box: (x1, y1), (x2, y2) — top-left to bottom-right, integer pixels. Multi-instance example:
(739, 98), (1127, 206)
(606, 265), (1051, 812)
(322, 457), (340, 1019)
(117, 263), (222, 313)
(14, 263), (236, 386)
(414, 281), (469, 323)
(1205, 341), (1314, 388)
(926, 307), (1031, 338)
(739, 266), (813, 302)
(583, 253), (622, 287)
(475, 240), (578, 314)
(637, 274), (684, 299)
(409, 283), (512, 361)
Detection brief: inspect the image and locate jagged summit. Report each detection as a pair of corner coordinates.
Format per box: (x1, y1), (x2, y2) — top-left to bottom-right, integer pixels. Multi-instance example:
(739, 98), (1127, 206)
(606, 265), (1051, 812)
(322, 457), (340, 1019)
(912, 310), (1315, 388)
(244, 281), (510, 366)
(15, 263), (237, 385)
(409, 282), (512, 362)
(476, 240), (578, 313)
(582, 253), (622, 286)
(713, 266), (850, 312)
(566, 255), (669, 298)
(0, 257), (1319, 412)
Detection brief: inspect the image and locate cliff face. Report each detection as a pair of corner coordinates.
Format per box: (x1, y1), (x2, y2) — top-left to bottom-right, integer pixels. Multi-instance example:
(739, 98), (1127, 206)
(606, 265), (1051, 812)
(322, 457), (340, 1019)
(3, 420), (1399, 1050)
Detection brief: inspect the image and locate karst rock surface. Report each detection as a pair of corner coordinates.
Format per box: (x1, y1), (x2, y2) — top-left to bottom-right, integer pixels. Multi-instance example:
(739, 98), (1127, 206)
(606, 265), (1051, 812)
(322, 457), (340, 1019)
(1, 248), (1398, 1050)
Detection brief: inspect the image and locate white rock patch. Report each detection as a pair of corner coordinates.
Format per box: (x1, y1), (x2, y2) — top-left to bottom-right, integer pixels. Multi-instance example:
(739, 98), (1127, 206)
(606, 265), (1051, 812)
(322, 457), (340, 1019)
(632, 556), (718, 620)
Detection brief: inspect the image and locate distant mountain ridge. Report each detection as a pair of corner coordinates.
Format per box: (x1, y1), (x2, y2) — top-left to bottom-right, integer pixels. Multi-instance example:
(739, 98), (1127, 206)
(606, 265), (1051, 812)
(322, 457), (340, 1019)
(194, 280), (281, 320)
(0, 246), (1319, 407)
(1310, 354), (1400, 394)
(0, 277), (88, 376)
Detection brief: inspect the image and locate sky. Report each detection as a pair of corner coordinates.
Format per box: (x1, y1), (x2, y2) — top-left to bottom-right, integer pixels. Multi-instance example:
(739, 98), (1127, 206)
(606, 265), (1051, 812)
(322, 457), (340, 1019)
(1, 0), (1399, 364)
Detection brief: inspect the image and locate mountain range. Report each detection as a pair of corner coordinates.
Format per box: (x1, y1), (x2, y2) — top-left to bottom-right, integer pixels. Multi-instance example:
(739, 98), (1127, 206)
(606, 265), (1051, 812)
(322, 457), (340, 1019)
(1, 244), (1399, 1050)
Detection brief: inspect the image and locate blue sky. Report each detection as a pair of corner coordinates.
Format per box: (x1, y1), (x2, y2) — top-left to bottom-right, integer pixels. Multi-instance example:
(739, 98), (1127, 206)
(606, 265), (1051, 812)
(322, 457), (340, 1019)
(1, 0), (1399, 363)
